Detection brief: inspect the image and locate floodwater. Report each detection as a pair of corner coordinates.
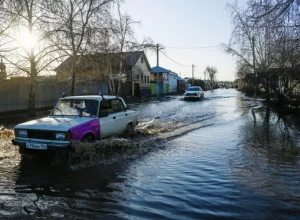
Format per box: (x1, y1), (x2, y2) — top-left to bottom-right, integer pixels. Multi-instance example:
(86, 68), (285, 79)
(1, 89), (300, 219)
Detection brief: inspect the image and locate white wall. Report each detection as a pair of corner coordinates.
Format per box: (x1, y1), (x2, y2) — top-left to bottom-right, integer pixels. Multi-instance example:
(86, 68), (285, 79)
(132, 55), (151, 96)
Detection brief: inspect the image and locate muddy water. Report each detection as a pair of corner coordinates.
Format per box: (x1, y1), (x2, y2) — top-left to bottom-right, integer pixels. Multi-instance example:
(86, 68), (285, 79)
(1, 89), (300, 219)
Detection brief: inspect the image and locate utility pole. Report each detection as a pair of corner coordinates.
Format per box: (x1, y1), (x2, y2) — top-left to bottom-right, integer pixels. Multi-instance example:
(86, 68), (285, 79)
(192, 64), (196, 86)
(156, 43), (159, 100)
(252, 36), (256, 99)
(141, 43), (163, 100)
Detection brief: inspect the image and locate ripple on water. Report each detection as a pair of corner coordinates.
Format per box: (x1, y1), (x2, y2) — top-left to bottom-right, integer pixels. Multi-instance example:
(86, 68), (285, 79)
(1, 91), (300, 219)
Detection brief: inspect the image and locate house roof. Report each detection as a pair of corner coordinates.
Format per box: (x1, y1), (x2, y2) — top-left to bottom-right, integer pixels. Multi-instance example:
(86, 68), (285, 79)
(54, 51), (151, 72)
(151, 66), (171, 73)
(177, 76), (185, 81)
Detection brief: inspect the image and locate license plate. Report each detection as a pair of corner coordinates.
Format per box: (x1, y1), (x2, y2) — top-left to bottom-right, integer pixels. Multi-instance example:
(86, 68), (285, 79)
(26, 143), (47, 150)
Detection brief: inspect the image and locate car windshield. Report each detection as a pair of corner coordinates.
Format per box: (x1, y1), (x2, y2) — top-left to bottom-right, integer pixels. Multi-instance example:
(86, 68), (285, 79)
(51, 99), (98, 117)
(187, 87), (200, 91)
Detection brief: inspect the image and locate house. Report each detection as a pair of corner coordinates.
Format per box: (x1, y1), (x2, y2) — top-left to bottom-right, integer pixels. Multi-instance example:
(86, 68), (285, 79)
(168, 71), (178, 93)
(184, 77), (192, 89)
(150, 66), (178, 95)
(54, 51), (151, 98)
(202, 80), (212, 90)
(177, 76), (186, 93)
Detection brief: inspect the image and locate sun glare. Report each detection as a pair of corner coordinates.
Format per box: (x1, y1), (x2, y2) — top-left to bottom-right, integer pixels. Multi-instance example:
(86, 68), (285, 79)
(18, 31), (37, 50)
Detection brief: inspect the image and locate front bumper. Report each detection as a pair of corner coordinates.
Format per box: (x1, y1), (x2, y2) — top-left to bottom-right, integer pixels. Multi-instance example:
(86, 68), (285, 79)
(184, 96), (200, 100)
(12, 139), (71, 151)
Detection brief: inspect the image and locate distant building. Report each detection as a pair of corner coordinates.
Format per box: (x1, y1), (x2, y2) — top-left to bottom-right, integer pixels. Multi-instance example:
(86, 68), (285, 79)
(184, 77), (192, 89)
(177, 76), (186, 93)
(36, 75), (57, 82)
(54, 51), (152, 97)
(10, 76), (30, 83)
(150, 66), (178, 95)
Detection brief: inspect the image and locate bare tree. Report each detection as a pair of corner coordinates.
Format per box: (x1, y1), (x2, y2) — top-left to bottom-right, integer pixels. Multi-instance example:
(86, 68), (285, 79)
(251, 0), (300, 28)
(0, 0), (61, 116)
(105, 2), (139, 96)
(223, 1), (300, 104)
(93, 2), (153, 97)
(47, 0), (115, 95)
(223, 3), (277, 74)
(205, 66), (217, 90)
(236, 61), (252, 79)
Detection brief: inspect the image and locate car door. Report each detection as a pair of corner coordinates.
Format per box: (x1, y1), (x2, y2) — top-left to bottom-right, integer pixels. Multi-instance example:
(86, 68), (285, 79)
(111, 99), (127, 134)
(98, 100), (116, 138)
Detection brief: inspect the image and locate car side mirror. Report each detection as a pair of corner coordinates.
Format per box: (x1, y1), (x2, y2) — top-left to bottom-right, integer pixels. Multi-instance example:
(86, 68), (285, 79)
(48, 109), (53, 115)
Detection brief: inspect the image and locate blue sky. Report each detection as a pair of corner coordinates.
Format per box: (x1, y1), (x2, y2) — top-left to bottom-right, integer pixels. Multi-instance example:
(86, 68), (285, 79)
(124, 0), (247, 81)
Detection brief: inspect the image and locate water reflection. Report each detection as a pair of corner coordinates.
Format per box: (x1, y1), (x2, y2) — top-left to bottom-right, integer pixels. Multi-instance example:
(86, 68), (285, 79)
(13, 155), (131, 219)
(244, 105), (299, 159)
(1, 89), (300, 219)
(230, 104), (300, 212)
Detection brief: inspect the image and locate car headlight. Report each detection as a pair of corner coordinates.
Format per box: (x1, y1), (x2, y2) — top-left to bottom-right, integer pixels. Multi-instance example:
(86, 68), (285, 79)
(56, 132), (71, 140)
(17, 129), (28, 137)
(56, 132), (66, 140)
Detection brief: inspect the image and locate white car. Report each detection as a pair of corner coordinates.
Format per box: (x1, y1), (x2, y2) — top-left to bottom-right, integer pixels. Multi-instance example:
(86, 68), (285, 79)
(12, 95), (138, 154)
(184, 86), (204, 100)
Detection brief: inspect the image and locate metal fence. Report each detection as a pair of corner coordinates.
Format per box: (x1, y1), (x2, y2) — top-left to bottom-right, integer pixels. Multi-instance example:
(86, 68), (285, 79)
(0, 81), (106, 113)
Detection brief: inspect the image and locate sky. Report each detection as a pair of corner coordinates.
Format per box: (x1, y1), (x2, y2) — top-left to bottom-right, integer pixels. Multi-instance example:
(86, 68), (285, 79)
(124, 0), (247, 81)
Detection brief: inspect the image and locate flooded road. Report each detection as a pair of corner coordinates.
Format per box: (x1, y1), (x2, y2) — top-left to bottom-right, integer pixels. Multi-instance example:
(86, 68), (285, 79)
(1, 89), (300, 219)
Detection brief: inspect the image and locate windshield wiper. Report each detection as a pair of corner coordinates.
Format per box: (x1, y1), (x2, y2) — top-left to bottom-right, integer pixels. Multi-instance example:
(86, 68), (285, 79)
(55, 107), (64, 116)
(74, 105), (82, 117)
(77, 109), (82, 117)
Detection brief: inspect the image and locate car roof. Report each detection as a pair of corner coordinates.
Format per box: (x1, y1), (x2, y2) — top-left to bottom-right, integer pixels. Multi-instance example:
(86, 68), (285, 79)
(60, 95), (123, 101)
(188, 86), (201, 89)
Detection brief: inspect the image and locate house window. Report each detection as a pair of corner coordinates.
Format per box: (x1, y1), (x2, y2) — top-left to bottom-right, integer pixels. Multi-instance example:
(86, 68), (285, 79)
(147, 76), (149, 84)
(144, 76), (146, 84)
(137, 74), (139, 81)
(141, 57), (144, 63)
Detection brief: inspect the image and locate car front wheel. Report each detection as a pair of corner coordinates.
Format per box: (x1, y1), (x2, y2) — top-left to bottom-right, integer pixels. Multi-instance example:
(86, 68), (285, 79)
(82, 134), (95, 143)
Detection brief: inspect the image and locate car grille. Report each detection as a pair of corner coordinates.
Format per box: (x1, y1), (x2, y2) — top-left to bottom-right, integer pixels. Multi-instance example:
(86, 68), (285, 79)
(186, 93), (198, 96)
(27, 130), (55, 140)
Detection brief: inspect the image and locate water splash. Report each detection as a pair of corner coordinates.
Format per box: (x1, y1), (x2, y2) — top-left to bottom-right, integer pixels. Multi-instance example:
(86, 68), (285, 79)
(67, 116), (215, 169)
(68, 137), (161, 169)
(0, 128), (18, 159)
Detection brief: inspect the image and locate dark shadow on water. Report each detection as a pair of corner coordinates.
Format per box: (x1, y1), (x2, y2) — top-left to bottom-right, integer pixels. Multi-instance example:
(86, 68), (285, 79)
(228, 103), (300, 217)
(15, 153), (128, 194)
(245, 105), (300, 161)
(13, 151), (133, 218)
(12, 133), (171, 219)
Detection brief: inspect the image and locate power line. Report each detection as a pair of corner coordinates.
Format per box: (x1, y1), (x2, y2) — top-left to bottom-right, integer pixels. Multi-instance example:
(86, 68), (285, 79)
(165, 45), (219, 49)
(195, 69), (203, 75)
(160, 51), (190, 67)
